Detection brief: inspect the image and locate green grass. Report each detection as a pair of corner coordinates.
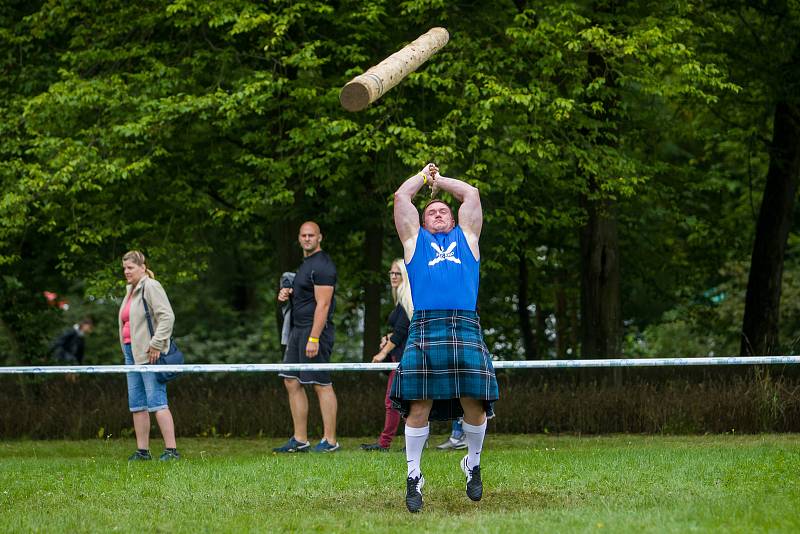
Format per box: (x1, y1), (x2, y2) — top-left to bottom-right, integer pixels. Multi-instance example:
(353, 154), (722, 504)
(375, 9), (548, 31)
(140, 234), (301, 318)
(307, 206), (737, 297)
(1, 434), (799, 533)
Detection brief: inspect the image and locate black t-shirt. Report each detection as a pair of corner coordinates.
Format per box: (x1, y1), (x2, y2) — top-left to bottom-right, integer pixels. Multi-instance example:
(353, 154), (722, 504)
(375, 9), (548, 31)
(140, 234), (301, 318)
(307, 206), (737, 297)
(291, 250), (337, 327)
(51, 327), (85, 364)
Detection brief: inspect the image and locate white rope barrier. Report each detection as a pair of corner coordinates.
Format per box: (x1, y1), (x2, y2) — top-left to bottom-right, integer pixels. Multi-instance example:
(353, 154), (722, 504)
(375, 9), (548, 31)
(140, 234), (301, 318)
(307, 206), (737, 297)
(1, 356), (799, 374)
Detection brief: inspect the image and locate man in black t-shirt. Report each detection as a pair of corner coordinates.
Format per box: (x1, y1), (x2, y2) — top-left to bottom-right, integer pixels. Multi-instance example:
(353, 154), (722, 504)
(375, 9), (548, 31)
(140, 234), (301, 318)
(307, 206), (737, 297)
(274, 221), (340, 453)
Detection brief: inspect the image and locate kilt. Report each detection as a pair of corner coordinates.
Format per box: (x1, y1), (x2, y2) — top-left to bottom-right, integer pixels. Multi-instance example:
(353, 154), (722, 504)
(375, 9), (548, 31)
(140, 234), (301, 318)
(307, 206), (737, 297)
(389, 309), (498, 421)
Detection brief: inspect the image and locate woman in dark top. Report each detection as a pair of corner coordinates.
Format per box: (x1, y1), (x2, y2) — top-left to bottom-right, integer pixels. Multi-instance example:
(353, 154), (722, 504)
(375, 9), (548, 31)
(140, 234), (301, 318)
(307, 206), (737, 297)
(361, 259), (413, 451)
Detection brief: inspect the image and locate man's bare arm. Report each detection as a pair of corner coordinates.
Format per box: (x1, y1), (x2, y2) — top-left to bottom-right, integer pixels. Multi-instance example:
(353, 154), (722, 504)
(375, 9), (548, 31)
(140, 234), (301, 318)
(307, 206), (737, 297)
(431, 174), (482, 241)
(306, 285), (334, 358)
(394, 163), (436, 261)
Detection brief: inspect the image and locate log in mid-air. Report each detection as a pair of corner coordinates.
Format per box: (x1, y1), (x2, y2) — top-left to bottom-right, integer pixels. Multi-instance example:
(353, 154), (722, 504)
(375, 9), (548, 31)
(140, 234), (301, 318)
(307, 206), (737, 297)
(339, 27), (450, 112)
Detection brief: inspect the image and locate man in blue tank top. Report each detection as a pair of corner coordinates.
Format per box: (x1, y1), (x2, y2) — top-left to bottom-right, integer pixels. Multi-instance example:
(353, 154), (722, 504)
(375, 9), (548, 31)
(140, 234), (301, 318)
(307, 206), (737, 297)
(390, 163), (499, 513)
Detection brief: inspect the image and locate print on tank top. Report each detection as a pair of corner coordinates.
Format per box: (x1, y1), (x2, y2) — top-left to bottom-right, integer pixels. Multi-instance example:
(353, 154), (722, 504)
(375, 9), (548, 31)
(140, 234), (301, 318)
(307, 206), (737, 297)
(407, 226), (479, 311)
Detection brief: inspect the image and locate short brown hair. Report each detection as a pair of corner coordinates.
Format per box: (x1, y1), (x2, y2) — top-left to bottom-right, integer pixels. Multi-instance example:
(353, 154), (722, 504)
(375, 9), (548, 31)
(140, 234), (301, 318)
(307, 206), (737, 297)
(421, 199), (456, 229)
(421, 199), (454, 217)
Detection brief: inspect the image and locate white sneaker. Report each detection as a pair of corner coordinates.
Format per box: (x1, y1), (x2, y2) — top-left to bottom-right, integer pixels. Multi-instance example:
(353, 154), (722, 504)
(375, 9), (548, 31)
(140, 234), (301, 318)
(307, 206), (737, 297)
(436, 435), (467, 450)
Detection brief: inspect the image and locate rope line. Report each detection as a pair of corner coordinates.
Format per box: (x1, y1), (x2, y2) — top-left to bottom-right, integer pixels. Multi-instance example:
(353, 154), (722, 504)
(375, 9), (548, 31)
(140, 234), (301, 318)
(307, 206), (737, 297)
(1, 356), (798, 374)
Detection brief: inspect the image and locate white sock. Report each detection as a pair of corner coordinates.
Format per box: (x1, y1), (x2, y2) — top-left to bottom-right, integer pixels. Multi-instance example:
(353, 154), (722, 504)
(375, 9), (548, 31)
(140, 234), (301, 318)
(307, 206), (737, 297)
(462, 419), (487, 468)
(405, 424), (429, 478)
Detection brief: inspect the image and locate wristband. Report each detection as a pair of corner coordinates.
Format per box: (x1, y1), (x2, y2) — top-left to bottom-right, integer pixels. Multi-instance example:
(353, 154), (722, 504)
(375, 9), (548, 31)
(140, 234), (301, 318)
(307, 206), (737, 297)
(308, 337), (319, 343)
(422, 174), (428, 185)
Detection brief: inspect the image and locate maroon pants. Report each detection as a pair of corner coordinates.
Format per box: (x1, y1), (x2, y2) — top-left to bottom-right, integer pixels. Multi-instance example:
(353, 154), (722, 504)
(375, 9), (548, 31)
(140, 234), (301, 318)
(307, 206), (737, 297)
(378, 369), (402, 448)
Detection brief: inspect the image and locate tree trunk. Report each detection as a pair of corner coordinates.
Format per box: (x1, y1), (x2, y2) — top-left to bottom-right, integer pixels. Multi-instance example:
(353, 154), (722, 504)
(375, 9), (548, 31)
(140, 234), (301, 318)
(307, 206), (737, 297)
(741, 101), (800, 355)
(569, 291), (579, 356)
(580, 196), (622, 359)
(362, 219), (384, 361)
(517, 255), (536, 358)
(0, 310), (21, 363)
(555, 280), (568, 358)
(230, 246), (256, 312)
(579, 41), (623, 365)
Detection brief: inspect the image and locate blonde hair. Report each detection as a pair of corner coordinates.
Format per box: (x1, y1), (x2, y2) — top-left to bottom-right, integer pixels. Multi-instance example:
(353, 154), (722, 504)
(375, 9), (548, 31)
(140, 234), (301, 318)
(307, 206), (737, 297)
(390, 259), (413, 320)
(122, 250), (155, 279)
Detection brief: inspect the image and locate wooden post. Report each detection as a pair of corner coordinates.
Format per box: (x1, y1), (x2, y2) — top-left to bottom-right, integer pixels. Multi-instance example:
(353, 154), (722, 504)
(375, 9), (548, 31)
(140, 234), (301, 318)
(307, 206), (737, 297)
(340, 27), (450, 112)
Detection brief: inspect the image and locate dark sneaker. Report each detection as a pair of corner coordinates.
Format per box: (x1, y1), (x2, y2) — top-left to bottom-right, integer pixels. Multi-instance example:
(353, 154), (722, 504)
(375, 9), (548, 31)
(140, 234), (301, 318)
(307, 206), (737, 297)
(405, 474), (425, 513)
(313, 439), (340, 453)
(436, 435), (467, 450)
(460, 455), (482, 501)
(128, 450), (152, 461)
(360, 442), (389, 452)
(159, 449), (181, 461)
(273, 437), (311, 453)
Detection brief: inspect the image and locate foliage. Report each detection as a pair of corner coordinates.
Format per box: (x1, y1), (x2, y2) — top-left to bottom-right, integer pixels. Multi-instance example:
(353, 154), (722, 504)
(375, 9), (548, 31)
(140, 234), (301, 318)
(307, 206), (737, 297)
(628, 255), (800, 358)
(1, 0), (798, 362)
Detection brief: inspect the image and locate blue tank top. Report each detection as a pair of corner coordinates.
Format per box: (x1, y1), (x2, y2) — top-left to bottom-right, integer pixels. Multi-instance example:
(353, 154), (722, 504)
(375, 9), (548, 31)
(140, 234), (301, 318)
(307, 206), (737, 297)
(407, 226), (479, 311)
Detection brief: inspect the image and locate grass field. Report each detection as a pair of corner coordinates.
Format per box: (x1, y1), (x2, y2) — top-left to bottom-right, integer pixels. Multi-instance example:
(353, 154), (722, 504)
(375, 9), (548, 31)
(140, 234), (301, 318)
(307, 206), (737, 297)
(1, 434), (799, 533)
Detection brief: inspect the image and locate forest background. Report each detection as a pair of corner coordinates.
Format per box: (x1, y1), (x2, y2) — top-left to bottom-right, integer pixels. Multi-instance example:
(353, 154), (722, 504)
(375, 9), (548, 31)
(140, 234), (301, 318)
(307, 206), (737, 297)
(2, 0), (800, 370)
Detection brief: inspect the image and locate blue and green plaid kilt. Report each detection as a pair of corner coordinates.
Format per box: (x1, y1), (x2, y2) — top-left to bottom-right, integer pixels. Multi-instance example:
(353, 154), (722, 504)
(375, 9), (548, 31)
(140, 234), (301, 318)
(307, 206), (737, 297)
(389, 309), (499, 421)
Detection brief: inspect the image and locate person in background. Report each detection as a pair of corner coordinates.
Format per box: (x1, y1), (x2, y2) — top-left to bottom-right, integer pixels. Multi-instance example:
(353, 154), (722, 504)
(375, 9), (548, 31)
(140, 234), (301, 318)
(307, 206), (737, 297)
(436, 418), (467, 450)
(361, 259), (413, 452)
(274, 221), (340, 453)
(51, 317), (94, 365)
(118, 250), (180, 461)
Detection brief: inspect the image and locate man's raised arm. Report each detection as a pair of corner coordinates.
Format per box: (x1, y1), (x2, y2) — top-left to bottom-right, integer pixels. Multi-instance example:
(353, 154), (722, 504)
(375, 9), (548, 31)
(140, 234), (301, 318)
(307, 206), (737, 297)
(394, 163), (436, 259)
(430, 174), (482, 241)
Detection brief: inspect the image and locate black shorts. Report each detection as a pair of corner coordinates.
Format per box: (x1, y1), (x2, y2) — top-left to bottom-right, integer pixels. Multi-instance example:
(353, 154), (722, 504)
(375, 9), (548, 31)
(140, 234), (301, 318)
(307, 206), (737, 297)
(279, 325), (334, 385)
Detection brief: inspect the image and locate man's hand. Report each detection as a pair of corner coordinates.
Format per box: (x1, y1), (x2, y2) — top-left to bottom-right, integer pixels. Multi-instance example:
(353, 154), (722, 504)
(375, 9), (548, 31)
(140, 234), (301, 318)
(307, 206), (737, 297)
(148, 346), (161, 364)
(420, 163), (438, 191)
(429, 165), (440, 197)
(278, 287), (293, 302)
(372, 351), (388, 363)
(306, 339), (319, 358)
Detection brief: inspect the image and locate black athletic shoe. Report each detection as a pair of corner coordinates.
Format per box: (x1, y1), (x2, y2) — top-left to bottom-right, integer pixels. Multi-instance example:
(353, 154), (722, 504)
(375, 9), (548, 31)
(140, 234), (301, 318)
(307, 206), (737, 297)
(273, 437), (310, 453)
(405, 474), (425, 513)
(460, 455), (483, 501)
(159, 449), (181, 461)
(360, 442), (389, 452)
(313, 439), (340, 453)
(128, 449), (152, 461)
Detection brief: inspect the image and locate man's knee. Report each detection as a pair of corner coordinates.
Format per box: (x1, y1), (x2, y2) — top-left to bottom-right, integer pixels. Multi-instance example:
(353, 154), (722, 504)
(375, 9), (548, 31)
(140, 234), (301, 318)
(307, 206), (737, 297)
(313, 383), (336, 397)
(460, 397), (486, 424)
(284, 378), (302, 391)
(406, 400), (432, 425)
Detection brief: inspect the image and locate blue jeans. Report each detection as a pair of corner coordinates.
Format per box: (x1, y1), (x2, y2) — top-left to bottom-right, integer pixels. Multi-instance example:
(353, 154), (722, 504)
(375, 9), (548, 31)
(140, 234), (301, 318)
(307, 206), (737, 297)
(124, 344), (168, 412)
(452, 417), (464, 438)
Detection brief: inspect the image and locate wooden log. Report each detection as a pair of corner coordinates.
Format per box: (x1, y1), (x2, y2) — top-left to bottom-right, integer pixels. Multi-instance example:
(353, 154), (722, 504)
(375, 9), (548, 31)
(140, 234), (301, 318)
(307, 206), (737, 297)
(340, 27), (450, 112)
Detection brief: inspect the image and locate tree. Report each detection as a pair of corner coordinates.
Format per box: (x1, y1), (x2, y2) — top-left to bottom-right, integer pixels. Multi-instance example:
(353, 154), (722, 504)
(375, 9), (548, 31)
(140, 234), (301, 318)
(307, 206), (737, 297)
(0, 0), (752, 366)
(725, 3), (800, 356)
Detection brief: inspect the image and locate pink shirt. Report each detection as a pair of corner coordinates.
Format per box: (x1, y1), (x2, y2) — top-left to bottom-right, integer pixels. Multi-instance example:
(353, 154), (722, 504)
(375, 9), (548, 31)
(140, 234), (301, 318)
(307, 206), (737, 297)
(120, 294), (133, 344)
